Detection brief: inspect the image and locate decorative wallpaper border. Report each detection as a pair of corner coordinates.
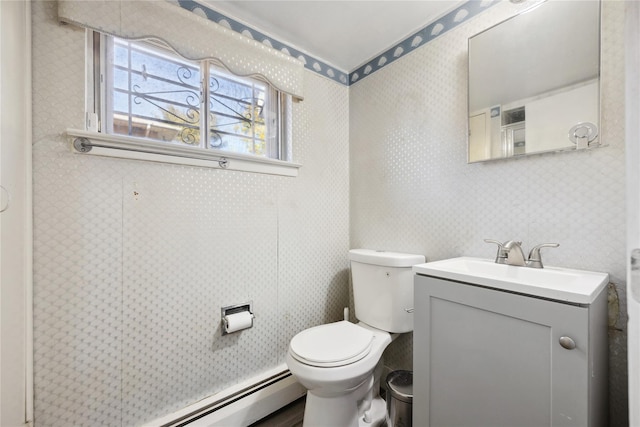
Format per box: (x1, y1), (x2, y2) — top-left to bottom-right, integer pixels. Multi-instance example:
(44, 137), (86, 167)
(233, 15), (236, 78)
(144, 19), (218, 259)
(177, 0), (498, 86)
(177, 0), (350, 85)
(349, 0), (499, 84)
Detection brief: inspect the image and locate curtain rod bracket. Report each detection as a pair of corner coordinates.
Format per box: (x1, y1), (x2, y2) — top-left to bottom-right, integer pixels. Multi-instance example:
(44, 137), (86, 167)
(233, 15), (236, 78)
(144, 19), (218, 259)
(73, 137), (92, 153)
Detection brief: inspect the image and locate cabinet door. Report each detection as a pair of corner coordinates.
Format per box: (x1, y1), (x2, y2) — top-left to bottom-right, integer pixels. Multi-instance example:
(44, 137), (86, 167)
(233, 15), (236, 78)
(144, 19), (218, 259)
(414, 276), (589, 427)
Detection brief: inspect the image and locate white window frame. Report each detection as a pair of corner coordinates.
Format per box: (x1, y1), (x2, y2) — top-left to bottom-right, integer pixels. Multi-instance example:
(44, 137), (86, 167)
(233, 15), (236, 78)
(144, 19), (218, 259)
(68, 31), (300, 177)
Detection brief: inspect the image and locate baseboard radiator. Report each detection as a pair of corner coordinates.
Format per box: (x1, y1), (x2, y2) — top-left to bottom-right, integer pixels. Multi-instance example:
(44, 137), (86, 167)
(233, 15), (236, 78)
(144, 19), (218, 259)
(145, 365), (306, 427)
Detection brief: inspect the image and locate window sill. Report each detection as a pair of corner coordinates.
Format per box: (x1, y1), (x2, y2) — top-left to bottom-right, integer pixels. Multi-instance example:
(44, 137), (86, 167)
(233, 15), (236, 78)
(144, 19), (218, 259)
(66, 129), (301, 177)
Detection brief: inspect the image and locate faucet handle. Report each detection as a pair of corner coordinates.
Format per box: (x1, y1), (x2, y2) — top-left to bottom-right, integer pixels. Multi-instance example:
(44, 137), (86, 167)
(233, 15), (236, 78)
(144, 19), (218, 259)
(484, 239), (503, 246)
(484, 239), (507, 264)
(527, 243), (559, 269)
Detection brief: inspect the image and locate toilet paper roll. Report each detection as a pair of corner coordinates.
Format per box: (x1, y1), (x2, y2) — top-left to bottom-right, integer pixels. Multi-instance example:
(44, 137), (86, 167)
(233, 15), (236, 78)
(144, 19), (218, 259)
(224, 311), (253, 333)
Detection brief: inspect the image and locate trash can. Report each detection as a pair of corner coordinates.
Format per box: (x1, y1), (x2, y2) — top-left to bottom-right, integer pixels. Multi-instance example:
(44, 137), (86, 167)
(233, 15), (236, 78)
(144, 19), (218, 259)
(386, 370), (413, 427)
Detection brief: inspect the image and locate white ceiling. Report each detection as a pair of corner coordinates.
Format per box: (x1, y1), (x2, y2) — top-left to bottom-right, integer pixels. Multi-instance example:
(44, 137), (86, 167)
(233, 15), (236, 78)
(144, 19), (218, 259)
(202, 1), (464, 72)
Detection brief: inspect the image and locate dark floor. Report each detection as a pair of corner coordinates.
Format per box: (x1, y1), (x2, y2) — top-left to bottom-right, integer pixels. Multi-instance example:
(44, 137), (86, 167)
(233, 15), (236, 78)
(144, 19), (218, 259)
(250, 396), (305, 427)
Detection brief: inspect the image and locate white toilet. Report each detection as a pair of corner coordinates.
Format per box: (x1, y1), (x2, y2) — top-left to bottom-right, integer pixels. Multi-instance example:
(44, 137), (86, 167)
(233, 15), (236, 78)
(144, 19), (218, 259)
(286, 249), (425, 427)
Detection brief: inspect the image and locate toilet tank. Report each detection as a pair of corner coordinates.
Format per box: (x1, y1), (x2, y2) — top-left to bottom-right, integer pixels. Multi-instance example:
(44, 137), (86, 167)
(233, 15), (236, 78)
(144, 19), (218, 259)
(348, 249), (426, 333)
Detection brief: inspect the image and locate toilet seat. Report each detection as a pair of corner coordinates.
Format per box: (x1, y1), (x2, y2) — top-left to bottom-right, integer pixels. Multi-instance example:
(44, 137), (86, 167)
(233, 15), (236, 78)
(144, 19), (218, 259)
(289, 321), (374, 367)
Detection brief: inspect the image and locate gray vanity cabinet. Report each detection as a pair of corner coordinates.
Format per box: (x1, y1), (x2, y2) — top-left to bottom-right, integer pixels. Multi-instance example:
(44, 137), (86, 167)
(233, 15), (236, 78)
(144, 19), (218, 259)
(413, 275), (607, 427)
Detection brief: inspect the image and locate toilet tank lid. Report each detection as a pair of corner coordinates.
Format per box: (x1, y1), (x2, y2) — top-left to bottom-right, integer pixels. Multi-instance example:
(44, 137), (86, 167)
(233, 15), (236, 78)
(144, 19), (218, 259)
(349, 249), (425, 267)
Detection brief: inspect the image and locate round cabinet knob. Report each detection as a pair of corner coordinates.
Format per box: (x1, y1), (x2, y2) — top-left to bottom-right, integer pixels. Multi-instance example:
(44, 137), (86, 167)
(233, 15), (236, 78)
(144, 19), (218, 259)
(559, 336), (576, 350)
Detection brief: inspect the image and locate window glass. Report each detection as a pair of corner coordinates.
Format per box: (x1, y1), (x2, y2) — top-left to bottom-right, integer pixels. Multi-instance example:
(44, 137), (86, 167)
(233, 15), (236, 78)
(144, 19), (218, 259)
(100, 35), (287, 160)
(208, 65), (269, 156)
(106, 38), (203, 145)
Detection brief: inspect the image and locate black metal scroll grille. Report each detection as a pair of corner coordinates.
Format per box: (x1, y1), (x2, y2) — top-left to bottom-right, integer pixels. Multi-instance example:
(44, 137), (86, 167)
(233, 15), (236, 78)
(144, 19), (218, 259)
(109, 39), (268, 156)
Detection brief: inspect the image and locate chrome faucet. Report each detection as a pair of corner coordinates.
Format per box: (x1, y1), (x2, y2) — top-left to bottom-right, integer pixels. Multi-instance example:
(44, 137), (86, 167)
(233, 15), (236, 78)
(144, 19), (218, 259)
(484, 239), (559, 268)
(503, 240), (526, 266)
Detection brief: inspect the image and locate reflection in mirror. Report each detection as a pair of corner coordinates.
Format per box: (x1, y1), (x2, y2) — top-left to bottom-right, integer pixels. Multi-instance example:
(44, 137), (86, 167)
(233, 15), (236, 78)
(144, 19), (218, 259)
(468, 1), (601, 163)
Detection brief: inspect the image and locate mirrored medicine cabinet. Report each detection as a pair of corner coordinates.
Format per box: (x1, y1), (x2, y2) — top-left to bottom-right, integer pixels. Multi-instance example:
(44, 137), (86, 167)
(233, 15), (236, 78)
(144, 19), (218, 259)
(467, 0), (602, 163)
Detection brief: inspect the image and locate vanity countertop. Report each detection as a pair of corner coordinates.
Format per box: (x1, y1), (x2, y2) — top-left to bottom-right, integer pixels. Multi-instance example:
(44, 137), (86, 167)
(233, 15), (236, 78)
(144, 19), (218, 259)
(413, 257), (609, 305)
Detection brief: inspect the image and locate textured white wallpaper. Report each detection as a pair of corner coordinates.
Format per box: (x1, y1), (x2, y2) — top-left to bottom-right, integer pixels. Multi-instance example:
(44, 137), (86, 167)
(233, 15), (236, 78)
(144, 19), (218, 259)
(351, 2), (624, 279)
(31, 0), (629, 425)
(31, 1), (349, 425)
(349, 1), (627, 425)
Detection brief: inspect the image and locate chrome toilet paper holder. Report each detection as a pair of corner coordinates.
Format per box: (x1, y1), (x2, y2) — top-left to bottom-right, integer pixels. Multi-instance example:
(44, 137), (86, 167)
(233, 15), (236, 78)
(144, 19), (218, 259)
(221, 301), (254, 335)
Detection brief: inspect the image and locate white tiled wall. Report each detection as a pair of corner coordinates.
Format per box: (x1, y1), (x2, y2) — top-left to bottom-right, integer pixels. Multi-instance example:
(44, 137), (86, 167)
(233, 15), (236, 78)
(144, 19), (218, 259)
(350, 1), (627, 425)
(31, 1), (349, 425)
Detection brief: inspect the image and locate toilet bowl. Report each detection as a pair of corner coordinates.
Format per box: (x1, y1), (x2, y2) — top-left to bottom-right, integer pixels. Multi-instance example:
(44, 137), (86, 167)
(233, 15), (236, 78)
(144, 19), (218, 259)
(286, 321), (393, 427)
(286, 249), (425, 427)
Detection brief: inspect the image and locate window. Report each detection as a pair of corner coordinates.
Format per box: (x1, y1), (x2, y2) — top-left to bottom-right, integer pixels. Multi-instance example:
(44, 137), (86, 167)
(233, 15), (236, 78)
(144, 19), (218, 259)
(90, 33), (291, 162)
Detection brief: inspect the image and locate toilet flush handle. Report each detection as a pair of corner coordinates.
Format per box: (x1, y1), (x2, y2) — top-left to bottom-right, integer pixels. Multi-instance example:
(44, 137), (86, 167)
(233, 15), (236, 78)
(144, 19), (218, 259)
(405, 308), (414, 313)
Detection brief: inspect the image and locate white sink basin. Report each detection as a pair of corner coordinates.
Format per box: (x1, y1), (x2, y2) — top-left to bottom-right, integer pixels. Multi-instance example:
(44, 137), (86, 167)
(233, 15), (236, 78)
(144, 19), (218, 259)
(413, 257), (609, 304)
